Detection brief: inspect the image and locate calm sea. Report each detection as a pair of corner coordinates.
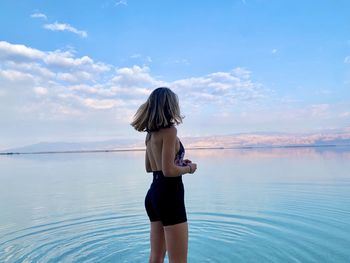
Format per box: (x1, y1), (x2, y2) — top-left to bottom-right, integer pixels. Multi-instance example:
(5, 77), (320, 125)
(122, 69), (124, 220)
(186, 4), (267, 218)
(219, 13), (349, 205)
(1, 146), (350, 262)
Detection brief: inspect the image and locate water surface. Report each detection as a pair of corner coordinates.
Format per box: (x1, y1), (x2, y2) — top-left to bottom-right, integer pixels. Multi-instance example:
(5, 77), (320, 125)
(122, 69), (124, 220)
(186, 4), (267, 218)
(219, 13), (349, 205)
(1, 146), (350, 262)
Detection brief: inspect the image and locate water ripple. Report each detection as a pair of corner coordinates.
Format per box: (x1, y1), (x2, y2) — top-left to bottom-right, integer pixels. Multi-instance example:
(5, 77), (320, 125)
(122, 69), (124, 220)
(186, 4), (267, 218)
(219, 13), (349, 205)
(1, 207), (349, 262)
(0, 212), (149, 263)
(188, 210), (350, 262)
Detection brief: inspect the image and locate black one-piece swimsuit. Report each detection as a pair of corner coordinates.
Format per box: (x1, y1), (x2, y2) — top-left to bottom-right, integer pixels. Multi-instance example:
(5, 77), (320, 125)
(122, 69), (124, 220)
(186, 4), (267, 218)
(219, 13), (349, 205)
(144, 140), (187, 226)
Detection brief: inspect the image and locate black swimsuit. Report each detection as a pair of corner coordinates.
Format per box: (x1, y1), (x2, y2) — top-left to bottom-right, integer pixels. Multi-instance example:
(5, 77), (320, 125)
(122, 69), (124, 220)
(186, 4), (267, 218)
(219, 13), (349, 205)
(144, 140), (187, 226)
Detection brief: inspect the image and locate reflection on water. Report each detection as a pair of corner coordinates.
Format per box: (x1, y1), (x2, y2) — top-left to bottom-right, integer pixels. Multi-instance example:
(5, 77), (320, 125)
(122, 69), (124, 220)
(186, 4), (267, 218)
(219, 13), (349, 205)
(0, 146), (350, 262)
(188, 145), (350, 160)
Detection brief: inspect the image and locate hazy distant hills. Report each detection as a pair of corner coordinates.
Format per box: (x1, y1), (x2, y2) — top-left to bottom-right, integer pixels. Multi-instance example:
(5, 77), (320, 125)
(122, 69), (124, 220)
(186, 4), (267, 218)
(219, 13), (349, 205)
(0, 138), (143, 153)
(181, 131), (350, 148)
(1, 130), (350, 154)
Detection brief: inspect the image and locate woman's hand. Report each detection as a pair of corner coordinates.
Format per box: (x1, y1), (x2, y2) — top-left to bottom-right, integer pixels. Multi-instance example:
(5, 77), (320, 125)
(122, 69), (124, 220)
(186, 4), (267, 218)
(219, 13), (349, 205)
(183, 159), (192, 165)
(184, 159), (197, 174)
(187, 162), (197, 174)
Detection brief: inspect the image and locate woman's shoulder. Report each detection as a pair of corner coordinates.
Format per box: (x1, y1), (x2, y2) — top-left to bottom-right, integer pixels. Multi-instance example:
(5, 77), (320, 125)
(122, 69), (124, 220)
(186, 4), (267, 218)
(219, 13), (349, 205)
(161, 125), (177, 135)
(158, 126), (177, 142)
(147, 126), (177, 140)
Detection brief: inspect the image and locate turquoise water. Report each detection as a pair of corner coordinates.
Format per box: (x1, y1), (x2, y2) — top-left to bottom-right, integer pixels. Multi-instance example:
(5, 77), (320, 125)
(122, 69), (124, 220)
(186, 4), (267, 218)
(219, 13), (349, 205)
(1, 147), (350, 262)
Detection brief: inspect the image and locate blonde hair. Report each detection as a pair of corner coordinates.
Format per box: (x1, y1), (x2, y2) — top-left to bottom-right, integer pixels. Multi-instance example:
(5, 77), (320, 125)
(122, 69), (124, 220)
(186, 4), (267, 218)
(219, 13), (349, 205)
(131, 87), (183, 132)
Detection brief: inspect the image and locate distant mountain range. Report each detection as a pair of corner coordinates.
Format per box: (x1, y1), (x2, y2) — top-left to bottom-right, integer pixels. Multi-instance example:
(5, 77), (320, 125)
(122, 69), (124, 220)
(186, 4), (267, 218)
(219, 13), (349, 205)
(181, 131), (350, 148)
(0, 138), (143, 154)
(1, 130), (350, 154)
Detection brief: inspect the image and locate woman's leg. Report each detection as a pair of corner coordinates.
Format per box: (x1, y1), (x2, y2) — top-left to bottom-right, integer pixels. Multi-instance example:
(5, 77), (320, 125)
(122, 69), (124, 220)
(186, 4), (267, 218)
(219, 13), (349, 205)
(164, 222), (188, 263)
(149, 221), (166, 263)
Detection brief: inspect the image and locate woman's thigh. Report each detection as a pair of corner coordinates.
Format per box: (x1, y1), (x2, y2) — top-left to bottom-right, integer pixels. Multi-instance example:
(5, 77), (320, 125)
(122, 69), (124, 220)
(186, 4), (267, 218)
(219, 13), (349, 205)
(164, 222), (188, 263)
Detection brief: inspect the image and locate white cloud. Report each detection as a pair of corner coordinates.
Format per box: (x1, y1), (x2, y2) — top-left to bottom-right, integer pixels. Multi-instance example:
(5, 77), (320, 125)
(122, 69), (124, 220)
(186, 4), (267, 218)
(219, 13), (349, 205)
(272, 49), (278, 54)
(57, 71), (94, 83)
(30, 12), (47, 20)
(0, 42), (123, 124)
(0, 41), (291, 120)
(110, 86), (151, 97)
(44, 52), (111, 72)
(171, 67), (266, 107)
(1, 43), (268, 125)
(0, 41), (111, 74)
(115, 0), (127, 6)
(0, 41), (44, 60)
(82, 98), (124, 109)
(1, 40), (348, 145)
(44, 52), (92, 67)
(340, 112), (350, 118)
(344, 56), (350, 63)
(43, 22), (88, 38)
(129, 54), (153, 65)
(111, 65), (165, 89)
(4, 61), (55, 79)
(33, 86), (48, 95)
(310, 104), (330, 117)
(231, 67), (251, 79)
(0, 69), (35, 82)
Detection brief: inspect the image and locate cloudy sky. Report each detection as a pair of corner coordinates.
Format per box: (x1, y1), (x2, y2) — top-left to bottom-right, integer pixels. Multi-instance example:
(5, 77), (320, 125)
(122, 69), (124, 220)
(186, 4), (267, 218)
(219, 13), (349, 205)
(0, 0), (350, 150)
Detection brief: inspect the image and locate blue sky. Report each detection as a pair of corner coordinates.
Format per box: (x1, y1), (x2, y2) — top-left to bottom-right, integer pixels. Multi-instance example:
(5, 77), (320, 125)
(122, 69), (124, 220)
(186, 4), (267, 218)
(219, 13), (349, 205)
(0, 0), (350, 149)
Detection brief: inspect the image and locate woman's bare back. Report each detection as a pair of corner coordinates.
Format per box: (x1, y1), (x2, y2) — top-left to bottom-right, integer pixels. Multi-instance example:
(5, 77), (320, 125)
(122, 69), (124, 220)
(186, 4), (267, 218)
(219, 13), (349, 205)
(146, 128), (181, 172)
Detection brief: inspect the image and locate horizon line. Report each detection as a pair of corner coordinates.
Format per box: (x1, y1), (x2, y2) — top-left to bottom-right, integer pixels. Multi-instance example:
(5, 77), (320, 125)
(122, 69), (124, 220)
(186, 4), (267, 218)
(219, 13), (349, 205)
(1, 144), (349, 156)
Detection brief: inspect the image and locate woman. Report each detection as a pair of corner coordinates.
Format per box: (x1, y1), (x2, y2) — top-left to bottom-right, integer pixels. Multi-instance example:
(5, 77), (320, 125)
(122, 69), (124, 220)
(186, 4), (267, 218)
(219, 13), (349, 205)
(131, 87), (197, 263)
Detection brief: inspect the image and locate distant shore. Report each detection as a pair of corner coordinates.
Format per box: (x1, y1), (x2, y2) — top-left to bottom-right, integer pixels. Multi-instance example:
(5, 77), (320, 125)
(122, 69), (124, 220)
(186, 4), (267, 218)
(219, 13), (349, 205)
(1, 144), (349, 155)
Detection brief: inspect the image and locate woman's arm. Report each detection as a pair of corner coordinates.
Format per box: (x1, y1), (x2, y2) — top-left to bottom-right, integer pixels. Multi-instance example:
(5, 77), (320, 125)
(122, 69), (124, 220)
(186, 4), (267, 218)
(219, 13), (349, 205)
(162, 127), (191, 177)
